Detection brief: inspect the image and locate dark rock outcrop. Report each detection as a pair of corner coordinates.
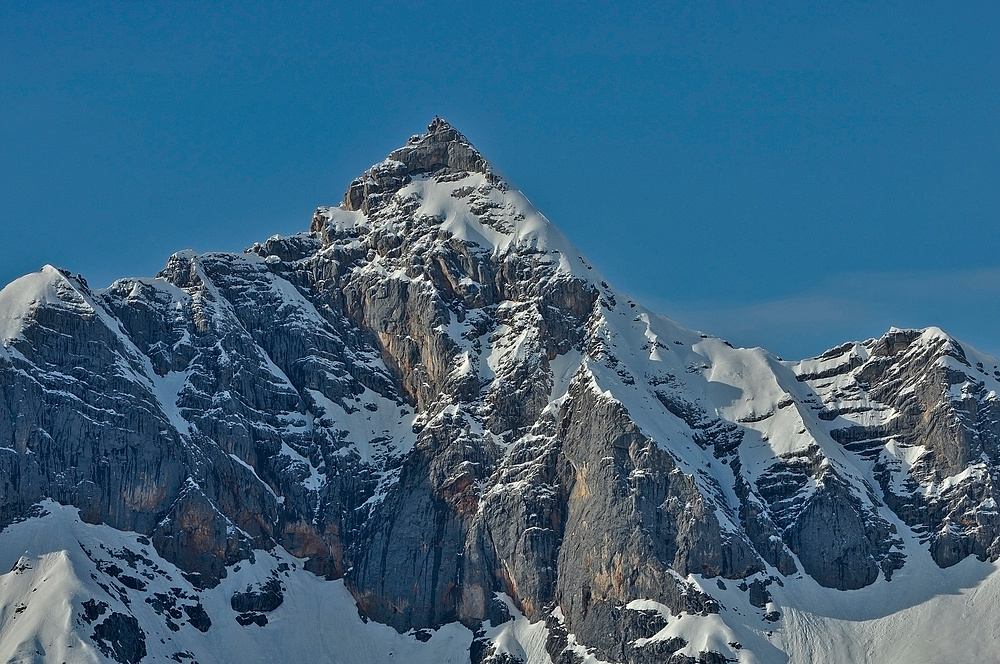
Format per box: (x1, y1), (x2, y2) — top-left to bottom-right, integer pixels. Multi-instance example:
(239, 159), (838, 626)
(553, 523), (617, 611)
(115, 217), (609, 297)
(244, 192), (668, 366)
(231, 578), (284, 613)
(92, 612), (146, 664)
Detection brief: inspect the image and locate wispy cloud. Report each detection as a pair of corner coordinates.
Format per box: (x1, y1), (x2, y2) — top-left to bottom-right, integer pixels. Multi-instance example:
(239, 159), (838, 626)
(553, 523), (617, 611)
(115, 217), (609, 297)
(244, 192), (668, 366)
(640, 267), (1000, 360)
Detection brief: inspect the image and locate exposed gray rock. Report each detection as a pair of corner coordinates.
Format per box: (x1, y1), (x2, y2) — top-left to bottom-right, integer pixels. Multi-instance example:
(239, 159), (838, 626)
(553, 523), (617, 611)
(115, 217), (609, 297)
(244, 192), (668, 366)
(747, 578), (771, 608)
(92, 612), (146, 664)
(349, 410), (499, 630)
(798, 329), (1000, 571)
(231, 577), (283, 613)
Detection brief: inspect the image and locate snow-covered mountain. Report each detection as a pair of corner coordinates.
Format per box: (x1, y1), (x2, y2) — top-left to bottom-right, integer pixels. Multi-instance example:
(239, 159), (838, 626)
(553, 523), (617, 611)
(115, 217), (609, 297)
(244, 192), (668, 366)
(2, 118), (1000, 663)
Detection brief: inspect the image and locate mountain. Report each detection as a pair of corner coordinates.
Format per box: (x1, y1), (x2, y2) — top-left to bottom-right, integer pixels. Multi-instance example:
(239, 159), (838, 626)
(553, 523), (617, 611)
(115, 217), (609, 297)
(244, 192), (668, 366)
(2, 118), (1000, 663)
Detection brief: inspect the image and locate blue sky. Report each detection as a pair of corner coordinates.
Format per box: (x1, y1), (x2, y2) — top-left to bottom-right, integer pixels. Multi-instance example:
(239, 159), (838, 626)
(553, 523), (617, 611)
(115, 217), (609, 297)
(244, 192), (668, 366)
(3, 1), (998, 359)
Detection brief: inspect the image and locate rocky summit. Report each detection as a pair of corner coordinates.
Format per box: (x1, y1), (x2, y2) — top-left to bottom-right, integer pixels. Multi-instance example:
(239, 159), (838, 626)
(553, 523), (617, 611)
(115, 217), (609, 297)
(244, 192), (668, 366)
(2, 119), (1000, 664)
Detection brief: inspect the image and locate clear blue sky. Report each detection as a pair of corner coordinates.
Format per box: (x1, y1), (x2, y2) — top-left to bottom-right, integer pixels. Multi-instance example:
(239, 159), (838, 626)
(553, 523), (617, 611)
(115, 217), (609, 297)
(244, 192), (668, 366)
(3, 1), (998, 359)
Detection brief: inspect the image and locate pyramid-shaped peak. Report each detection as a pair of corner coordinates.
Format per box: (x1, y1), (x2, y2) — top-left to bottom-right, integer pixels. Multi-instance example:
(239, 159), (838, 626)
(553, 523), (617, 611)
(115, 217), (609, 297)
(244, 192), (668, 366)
(411, 116), (467, 145)
(343, 117), (494, 212)
(387, 116), (491, 178)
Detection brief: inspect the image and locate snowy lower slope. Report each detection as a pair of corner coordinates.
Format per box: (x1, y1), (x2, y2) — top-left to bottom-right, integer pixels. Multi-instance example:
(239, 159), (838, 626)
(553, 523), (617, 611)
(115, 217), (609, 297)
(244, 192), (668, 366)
(637, 510), (1000, 664)
(772, 552), (1000, 664)
(0, 502), (472, 664)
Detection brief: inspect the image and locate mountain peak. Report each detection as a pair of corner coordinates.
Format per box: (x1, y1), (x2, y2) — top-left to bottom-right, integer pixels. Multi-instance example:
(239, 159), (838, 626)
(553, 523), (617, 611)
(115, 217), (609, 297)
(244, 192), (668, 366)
(342, 117), (492, 213)
(391, 116), (489, 175)
(313, 119), (598, 283)
(0, 265), (89, 344)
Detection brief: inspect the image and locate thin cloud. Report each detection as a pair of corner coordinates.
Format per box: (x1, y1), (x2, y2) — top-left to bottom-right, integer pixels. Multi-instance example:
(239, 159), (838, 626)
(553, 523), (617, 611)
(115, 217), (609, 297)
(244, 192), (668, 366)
(643, 266), (1000, 360)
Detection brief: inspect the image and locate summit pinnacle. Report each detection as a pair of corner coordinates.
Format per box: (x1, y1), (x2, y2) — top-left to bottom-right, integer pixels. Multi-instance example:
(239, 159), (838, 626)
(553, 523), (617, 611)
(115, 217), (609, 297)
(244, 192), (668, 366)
(342, 117), (492, 214)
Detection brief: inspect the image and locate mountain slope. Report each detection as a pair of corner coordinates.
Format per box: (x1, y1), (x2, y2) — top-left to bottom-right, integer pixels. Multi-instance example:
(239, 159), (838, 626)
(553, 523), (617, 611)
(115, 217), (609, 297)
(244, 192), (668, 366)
(2, 118), (1000, 663)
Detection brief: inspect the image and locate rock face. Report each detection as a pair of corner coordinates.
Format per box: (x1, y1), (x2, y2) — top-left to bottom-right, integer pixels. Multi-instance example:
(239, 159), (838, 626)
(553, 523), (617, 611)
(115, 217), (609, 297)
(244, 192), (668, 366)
(92, 612), (146, 664)
(794, 329), (1000, 570)
(2, 118), (1000, 663)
